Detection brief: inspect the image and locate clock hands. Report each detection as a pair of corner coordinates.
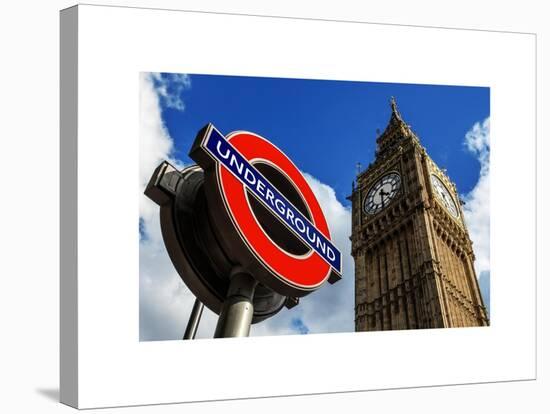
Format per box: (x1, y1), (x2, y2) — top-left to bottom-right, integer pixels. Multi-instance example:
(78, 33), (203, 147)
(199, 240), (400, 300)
(364, 173), (402, 215)
(379, 188), (389, 208)
(442, 193), (452, 210)
(439, 189), (449, 205)
(431, 174), (459, 218)
(437, 187), (457, 215)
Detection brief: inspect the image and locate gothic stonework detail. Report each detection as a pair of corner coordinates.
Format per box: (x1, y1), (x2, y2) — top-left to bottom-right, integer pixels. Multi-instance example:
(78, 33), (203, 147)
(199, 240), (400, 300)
(350, 98), (489, 331)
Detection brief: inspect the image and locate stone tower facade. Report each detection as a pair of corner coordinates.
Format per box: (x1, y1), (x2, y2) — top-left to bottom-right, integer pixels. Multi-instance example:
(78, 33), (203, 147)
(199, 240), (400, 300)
(350, 99), (489, 331)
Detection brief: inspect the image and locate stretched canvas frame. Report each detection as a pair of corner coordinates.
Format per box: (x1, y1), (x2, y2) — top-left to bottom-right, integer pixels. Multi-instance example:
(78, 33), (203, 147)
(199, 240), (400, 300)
(60, 4), (536, 409)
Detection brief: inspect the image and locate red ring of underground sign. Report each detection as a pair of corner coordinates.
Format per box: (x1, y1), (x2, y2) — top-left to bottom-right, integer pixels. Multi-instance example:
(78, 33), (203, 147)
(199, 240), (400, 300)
(218, 131), (332, 290)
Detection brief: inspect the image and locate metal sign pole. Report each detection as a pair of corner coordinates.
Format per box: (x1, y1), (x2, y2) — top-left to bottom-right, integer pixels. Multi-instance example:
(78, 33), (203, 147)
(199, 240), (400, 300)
(183, 298), (204, 340)
(214, 271), (258, 338)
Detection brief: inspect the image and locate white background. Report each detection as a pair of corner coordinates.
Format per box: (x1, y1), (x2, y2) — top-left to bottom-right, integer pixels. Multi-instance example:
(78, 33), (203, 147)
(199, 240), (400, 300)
(0, 1), (547, 413)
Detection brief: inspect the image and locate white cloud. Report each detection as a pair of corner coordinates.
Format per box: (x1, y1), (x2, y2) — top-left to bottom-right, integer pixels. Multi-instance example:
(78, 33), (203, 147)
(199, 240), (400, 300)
(251, 173), (354, 337)
(139, 73), (172, 244)
(139, 73), (218, 340)
(139, 232), (219, 341)
(461, 117), (490, 277)
(150, 73), (191, 111)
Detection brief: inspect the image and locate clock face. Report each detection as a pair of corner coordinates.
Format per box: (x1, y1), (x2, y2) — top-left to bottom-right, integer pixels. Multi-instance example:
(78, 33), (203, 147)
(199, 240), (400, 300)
(430, 174), (459, 218)
(363, 172), (401, 215)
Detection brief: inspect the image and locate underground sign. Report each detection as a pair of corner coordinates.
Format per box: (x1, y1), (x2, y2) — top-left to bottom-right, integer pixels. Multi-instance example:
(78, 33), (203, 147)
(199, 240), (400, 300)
(189, 123), (342, 298)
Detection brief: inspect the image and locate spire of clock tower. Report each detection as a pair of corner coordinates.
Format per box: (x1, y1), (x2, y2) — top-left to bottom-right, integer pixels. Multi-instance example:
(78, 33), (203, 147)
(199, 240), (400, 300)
(375, 97), (417, 158)
(390, 95), (399, 116)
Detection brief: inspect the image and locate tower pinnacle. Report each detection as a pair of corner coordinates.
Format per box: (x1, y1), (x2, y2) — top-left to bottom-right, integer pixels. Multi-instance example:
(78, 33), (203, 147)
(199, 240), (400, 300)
(390, 96), (397, 114)
(375, 97), (415, 157)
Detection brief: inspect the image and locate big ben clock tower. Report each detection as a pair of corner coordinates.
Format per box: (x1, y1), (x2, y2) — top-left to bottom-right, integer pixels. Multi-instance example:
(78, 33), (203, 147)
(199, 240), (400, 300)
(350, 98), (489, 331)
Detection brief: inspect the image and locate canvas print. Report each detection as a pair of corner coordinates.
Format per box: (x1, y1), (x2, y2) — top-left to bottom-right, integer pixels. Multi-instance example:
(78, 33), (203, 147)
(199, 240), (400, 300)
(139, 72), (490, 341)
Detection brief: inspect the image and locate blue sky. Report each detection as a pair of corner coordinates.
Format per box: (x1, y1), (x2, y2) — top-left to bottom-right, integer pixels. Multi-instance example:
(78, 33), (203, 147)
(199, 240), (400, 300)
(140, 72), (490, 340)
(157, 74), (489, 205)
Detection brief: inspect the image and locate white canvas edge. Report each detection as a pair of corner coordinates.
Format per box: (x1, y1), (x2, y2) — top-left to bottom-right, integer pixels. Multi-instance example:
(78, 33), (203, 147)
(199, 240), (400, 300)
(60, 4), (536, 409)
